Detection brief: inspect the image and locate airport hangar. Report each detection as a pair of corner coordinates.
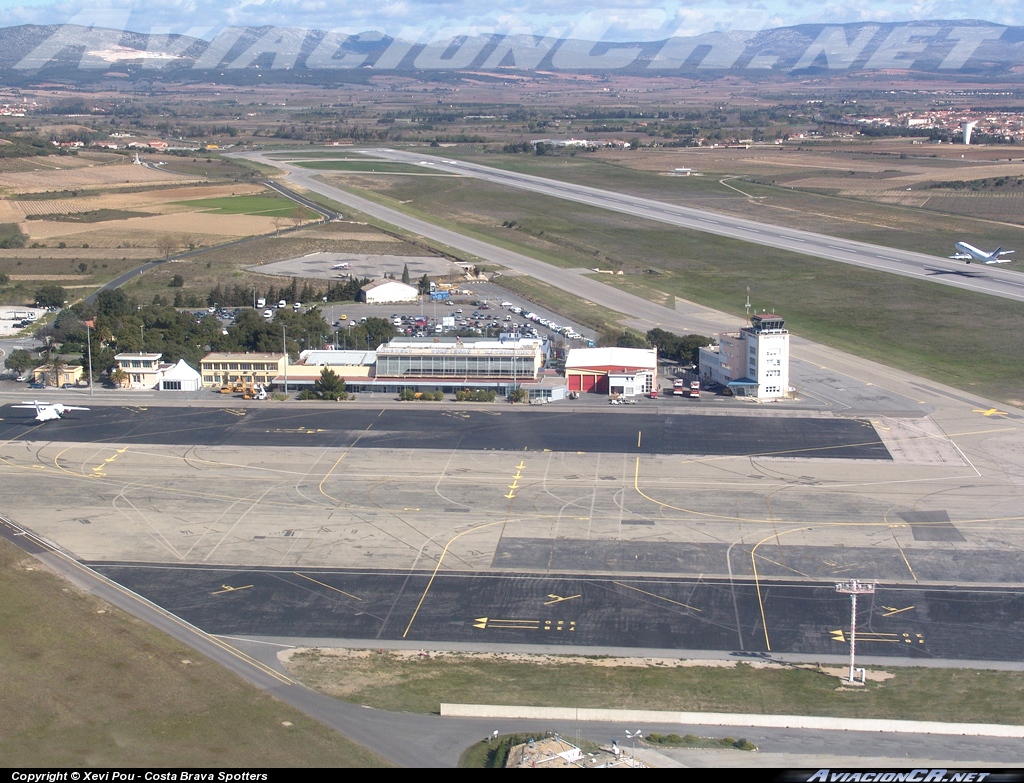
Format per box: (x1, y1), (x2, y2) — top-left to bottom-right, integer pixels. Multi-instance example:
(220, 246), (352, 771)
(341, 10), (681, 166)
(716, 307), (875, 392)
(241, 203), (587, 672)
(3, 397), (1024, 663)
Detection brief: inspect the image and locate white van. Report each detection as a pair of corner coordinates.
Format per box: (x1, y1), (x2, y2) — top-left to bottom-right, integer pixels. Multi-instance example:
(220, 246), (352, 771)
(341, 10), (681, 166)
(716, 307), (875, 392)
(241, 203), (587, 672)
(263, 309), (274, 318)
(277, 300), (287, 308)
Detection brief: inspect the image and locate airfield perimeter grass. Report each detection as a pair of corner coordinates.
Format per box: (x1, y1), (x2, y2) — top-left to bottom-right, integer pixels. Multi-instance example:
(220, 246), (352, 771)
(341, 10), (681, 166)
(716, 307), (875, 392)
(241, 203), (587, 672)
(328, 170), (1024, 404)
(294, 160), (432, 174)
(173, 193), (316, 218)
(286, 650), (1024, 725)
(0, 537), (392, 767)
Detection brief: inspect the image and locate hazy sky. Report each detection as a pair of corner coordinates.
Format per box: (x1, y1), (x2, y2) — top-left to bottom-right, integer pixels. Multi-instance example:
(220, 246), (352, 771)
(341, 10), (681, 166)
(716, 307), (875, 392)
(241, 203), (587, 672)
(0, 0), (1020, 40)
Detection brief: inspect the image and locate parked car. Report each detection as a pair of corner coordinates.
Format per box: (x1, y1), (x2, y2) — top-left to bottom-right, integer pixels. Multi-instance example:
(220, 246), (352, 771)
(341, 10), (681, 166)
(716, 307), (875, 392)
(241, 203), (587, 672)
(28, 381), (45, 389)
(61, 382), (78, 389)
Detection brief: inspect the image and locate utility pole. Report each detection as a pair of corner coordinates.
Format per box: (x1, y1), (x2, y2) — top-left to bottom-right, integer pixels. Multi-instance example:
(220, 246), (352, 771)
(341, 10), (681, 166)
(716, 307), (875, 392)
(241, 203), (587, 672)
(282, 325), (288, 394)
(86, 321), (94, 396)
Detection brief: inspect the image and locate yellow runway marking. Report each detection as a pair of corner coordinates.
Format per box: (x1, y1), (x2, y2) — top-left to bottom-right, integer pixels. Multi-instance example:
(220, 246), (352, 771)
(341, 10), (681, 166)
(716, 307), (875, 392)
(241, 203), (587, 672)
(973, 408), (1008, 417)
(292, 571), (361, 601)
(212, 584), (253, 595)
(544, 593), (581, 605)
(404, 461), (527, 637)
(612, 581), (701, 612)
(881, 605), (915, 617)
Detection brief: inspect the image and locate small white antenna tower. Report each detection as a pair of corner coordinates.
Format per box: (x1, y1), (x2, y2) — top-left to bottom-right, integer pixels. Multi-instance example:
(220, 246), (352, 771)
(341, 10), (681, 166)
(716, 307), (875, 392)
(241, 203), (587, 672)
(745, 287), (751, 317)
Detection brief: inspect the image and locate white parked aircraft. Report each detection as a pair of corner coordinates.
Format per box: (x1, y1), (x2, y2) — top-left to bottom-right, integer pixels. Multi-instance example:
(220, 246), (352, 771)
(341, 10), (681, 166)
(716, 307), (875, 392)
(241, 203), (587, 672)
(949, 242), (1014, 264)
(332, 262), (351, 270)
(13, 400), (90, 422)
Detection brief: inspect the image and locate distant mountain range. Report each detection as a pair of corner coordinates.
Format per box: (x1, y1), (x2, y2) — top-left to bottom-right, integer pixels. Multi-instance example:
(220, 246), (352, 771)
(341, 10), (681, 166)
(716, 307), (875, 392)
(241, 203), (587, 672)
(0, 20), (1022, 79)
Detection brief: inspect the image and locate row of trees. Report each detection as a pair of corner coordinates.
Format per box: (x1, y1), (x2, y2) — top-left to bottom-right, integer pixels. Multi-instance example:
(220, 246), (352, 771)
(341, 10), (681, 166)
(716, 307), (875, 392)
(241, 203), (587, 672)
(597, 326), (714, 365)
(21, 287), (405, 384)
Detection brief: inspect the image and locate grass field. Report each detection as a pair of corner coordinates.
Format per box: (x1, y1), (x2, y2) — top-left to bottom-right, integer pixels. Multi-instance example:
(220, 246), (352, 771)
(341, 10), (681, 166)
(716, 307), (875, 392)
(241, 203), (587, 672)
(322, 168), (1024, 404)
(294, 161), (433, 174)
(285, 649), (1024, 726)
(433, 148), (1024, 255)
(0, 538), (392, 767)
(173, 193), (316, 218)
(25, 208), (150, 223)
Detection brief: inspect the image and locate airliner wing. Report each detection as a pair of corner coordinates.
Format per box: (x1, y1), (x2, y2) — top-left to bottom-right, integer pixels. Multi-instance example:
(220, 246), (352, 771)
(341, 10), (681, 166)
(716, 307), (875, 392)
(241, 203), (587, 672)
(949, 253), (972, 260)
(984, 258), (1013, 265)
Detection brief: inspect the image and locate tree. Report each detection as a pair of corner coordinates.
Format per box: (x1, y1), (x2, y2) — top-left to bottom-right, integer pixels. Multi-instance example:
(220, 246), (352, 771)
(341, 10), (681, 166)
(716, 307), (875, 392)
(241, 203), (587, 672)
(35, 283), (66, 308)
(598, 327), (648, 349)
(43, 349), (68, 387)
(417, 273), (431, 295)
(170, 274), (184, 288)
(401, 264), (411, 285)
(157, 234), (177, 259)
(313, 367), (347, 400)
(4, 348), (35, 374)
(109, 366), (128, 388)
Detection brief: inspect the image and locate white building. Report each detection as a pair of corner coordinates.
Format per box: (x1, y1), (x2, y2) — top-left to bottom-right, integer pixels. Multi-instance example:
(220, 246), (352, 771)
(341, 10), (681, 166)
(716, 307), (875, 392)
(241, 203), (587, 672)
(114, 353), (165, 389)
(565, 347), (657, 397)
(157, 359), (202, 392)
(699, 313), (790, 399)
(115, 353), (203, 391)
(359, 279), (420, 304)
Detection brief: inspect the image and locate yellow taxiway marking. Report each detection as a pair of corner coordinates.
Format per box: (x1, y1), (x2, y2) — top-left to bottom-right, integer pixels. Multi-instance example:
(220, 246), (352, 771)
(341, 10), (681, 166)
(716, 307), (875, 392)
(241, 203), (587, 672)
(831, 630), (924, 644)
(93, 446), (129, 475)
(404, 466), (525, 638)
(292, 571), (361, 601)
(544, 593), (581, 605)
(212, 584), (253, 595)
(612, 581), (701, 612)
(224, 409), (246, 417)
(473, 617), (577, 631)
(973, 408), (1008, 417)
(881, 605), (915, 617)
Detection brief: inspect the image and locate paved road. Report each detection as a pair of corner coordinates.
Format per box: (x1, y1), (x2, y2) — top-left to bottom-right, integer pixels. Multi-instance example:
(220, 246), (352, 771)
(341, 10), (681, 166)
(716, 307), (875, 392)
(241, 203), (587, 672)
(357, 147), (1024, 304)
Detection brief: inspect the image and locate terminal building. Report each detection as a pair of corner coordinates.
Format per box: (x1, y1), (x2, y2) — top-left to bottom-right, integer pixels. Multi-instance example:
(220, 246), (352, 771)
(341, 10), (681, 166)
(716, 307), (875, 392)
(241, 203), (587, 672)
(372, 336), (563, 400)
(699, 313), (790, 399)
(237, 337), (566, 401)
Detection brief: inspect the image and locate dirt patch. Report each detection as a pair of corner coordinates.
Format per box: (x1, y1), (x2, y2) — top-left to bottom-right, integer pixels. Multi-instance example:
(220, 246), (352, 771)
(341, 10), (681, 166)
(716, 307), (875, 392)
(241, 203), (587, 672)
(5, 274), (89, 281)
(281, 646), (887, 675)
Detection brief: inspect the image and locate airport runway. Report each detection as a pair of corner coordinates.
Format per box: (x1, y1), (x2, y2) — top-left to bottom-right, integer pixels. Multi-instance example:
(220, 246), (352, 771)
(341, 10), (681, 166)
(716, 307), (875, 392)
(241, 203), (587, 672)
(358, 148), (1024, 303)
(0, 404), (890, 458)
(87, 562), (1024, 662)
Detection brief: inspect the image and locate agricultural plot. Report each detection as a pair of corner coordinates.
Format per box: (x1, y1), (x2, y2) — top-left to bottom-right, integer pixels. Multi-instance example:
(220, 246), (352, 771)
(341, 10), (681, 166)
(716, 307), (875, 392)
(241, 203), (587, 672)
(0, 161), (197, 195)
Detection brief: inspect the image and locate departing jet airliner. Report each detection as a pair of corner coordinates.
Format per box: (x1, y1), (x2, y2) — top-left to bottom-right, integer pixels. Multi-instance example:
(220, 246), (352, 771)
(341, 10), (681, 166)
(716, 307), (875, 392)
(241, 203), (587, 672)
(949, 242), (1014, 264)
